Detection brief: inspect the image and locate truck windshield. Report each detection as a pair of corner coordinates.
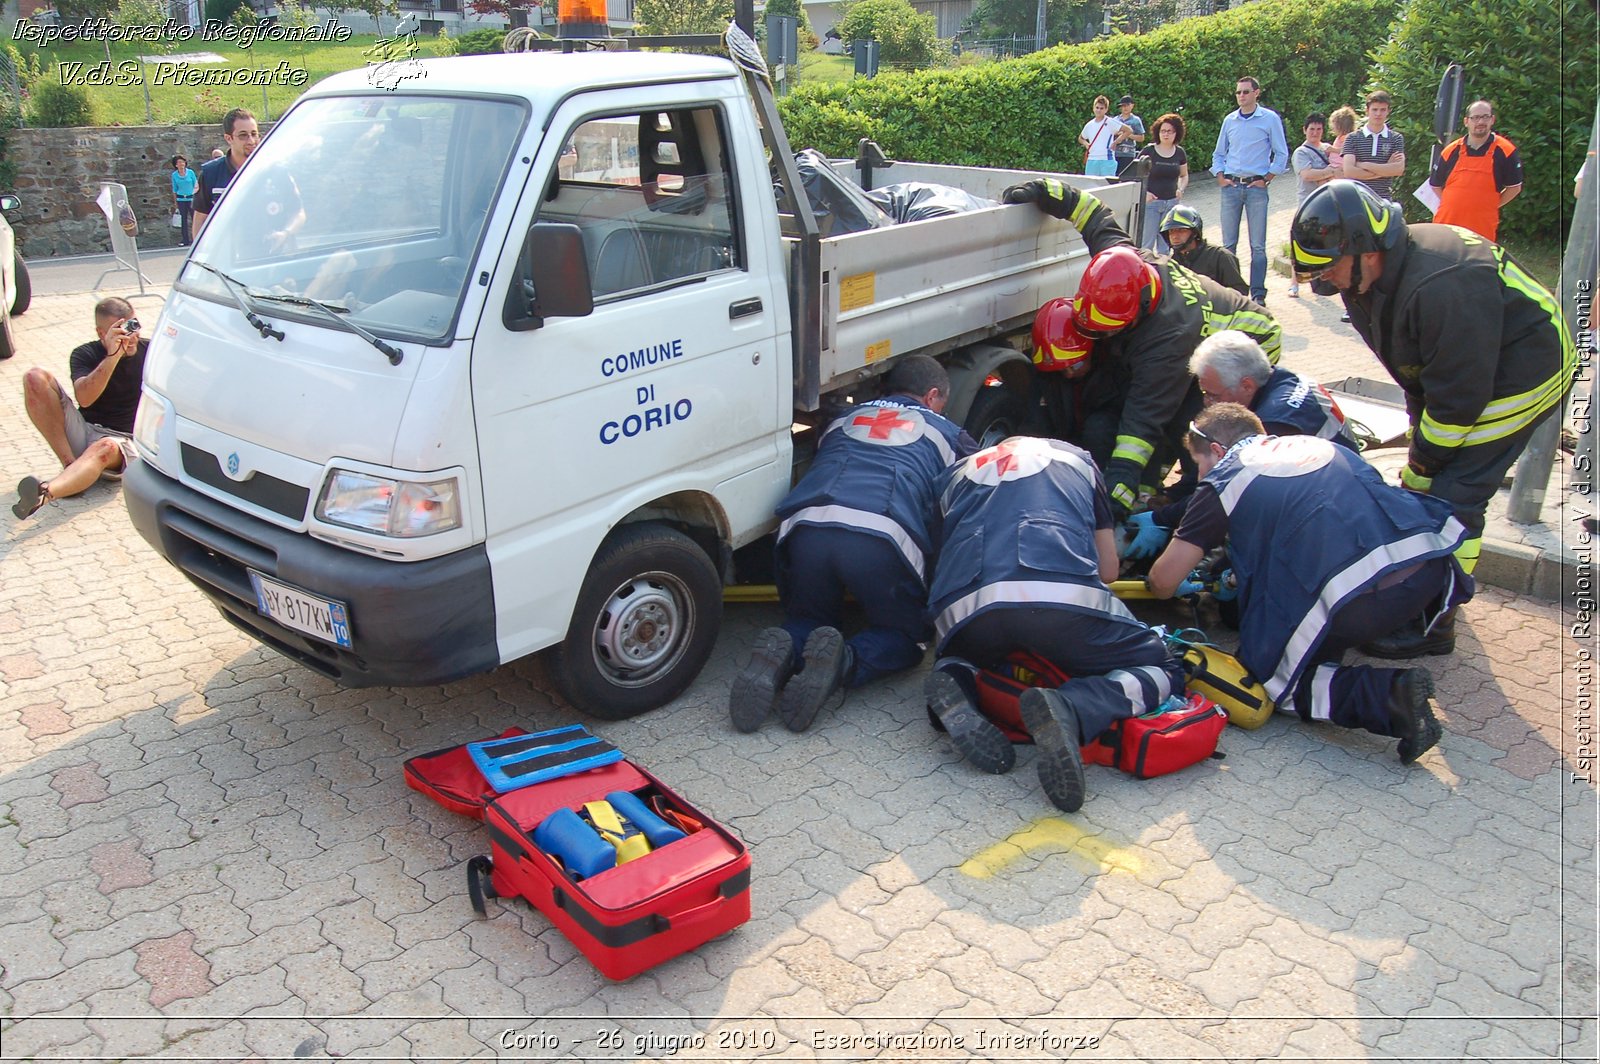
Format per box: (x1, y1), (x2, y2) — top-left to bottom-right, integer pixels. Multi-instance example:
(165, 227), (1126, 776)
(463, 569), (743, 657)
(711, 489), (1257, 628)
(178, 94), (527, 344)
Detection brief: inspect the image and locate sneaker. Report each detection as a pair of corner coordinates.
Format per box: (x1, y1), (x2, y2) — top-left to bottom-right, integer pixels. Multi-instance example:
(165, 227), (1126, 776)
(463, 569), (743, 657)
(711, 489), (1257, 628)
(778, 627), (849, 733)
(1287, 283), (1299, 298)
(1360, 607), (1457, 659)
(925, 670), (1014, 774)
(12, 476), (48, 520)
(1018, 688), (1087, 813)
(1388, 667), (1441, 764)
(1339, 312), (1352, 323)
(729, 627), (794, 733)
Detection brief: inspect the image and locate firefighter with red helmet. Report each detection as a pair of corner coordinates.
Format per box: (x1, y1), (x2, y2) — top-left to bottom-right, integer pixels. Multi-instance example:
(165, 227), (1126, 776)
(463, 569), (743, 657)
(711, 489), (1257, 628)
(1004, 177), (1281, 518)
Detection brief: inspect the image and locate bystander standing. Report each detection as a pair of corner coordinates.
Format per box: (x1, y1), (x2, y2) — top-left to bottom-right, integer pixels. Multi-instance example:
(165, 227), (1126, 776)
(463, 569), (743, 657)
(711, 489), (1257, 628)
(1428, 99), (1523, 242)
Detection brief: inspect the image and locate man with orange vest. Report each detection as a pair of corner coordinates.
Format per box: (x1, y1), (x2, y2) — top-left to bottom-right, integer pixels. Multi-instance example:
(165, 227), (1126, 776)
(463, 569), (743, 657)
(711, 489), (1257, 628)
(1427, 100), (1523, 242)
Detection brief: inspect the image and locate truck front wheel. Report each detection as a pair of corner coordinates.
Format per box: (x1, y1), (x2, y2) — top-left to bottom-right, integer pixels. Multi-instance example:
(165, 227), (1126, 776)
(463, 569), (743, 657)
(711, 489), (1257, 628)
(551, 524), (723, 720)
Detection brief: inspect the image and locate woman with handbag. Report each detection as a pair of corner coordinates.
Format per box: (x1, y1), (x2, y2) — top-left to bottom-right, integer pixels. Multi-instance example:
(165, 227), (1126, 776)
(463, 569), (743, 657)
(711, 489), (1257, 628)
(170, 155), (197, 247)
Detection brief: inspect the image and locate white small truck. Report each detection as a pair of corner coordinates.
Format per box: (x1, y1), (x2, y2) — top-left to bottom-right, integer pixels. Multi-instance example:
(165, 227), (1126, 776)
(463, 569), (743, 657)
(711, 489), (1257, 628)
(124, 28), (1138, 717)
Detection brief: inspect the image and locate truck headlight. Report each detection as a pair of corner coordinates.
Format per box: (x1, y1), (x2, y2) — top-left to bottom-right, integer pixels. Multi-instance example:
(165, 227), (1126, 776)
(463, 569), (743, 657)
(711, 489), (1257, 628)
(316, 470), (462, 537)
(134, 391), (166, 459)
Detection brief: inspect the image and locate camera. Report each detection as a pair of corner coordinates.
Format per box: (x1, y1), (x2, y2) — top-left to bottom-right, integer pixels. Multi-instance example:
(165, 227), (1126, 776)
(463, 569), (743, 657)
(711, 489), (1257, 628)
(124, 318), (141, 333)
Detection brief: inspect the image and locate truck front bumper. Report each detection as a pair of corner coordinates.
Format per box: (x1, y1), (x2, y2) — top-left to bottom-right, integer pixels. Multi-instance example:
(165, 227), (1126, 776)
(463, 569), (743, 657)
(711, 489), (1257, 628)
(124, 461), (499, 687)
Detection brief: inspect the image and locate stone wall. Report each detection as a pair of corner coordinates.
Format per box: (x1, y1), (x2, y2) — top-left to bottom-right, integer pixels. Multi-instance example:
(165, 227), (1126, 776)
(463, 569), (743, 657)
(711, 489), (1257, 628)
(6, 122), (271, 257)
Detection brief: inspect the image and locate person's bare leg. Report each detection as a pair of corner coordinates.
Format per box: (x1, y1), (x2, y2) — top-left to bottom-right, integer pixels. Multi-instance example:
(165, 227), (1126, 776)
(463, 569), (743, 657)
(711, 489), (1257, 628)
(22, 368), (78, 468)
(43, 438), (125, 500)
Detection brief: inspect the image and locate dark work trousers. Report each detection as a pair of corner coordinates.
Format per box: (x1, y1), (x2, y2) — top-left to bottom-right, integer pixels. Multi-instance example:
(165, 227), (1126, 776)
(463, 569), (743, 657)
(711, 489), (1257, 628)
(1285, 557), (1453, 733)
(777, 525), (928, 687)
(1426, 404), (1562, 574)
(938, 606), (1185, 743)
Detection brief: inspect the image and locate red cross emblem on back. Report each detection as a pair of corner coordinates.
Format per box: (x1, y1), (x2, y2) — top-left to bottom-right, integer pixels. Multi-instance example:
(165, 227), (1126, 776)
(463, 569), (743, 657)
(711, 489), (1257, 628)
(962, 436), (1054, 485)
(841, 405), (924, 446)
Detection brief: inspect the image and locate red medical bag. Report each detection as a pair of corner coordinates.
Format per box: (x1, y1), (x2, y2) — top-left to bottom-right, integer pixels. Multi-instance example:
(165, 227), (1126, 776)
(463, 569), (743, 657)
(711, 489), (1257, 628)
(469, 758), (750, 981)
(1083, 692), (1228, 779)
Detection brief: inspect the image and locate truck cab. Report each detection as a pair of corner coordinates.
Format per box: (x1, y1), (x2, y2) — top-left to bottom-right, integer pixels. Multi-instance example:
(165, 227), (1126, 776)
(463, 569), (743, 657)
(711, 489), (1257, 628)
(125, 43), (1137, 719)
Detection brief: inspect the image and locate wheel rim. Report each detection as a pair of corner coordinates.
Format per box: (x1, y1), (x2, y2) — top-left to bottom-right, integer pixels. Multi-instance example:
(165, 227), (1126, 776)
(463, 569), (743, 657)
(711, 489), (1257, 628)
(590, 570), (695, 688)
(977, 417), (1018, 450)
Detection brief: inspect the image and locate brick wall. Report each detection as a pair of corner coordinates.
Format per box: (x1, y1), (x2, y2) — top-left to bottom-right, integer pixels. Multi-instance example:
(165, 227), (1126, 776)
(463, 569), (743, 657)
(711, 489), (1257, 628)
(6, 123), (272, 257)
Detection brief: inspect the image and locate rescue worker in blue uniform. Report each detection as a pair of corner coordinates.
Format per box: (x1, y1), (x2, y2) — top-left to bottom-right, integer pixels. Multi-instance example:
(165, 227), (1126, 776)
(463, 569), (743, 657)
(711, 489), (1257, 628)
(730, 355), (976, 735)
(1123, 331), (1359, 559)
(1290, 179), (1575, 656)
(1146, 405), (1471, 763)
(1002, 177), (1281, 520)
(922, 435), (1186, 813)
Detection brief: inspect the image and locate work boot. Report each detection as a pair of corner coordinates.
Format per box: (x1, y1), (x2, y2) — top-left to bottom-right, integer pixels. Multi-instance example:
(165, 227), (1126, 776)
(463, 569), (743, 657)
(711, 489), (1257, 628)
(1018, 688), (1087, 813)
(925, 670), (1014, 775)
(729, 627), (794, 733)
(1388, 667), (1441, 764)
(779, 627), (850, 733)
(1360, 607), (1457, 659)
(12, 476), (48, 520)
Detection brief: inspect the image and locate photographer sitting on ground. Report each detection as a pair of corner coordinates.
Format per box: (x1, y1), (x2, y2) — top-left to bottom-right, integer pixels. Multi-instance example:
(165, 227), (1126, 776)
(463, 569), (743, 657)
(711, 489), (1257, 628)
(13, 296), (147, 520)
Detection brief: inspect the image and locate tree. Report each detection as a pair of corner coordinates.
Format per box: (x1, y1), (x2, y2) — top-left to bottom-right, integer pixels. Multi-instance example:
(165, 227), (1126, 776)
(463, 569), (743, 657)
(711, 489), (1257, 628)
(633, 0), (733, 36)
(837, 0), (944, 68)
(1368, 0), (1596, 243)
(966, 0), (1106, 46)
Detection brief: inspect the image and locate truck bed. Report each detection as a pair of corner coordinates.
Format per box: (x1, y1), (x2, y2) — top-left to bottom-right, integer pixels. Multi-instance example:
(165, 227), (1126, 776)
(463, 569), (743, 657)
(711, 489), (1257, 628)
(785, 164), (1141, 406)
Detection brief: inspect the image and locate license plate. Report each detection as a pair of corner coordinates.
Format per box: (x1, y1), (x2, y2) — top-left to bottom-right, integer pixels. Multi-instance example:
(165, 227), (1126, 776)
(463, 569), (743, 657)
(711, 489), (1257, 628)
(248, 571), (353, 649)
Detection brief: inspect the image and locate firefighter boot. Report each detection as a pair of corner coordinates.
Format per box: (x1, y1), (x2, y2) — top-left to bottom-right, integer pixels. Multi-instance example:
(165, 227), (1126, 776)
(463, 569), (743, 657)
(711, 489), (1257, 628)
(779, 627), (851, 733)
(925, 669), (1015, 775)
(1388, 667), (1442, 765)
(729, 627), (794, 733)
(1019, 688), (1087, 813)
(1361, 606), (1457, 659)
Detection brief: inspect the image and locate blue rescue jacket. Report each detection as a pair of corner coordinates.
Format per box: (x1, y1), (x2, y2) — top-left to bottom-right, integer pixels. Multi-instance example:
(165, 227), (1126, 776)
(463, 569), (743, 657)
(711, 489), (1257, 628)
(927, 436), (1143, 653)
(1206, 435), (1472, 700)
(1252, 367), (1359, 449)
(776, 396), (968, 583)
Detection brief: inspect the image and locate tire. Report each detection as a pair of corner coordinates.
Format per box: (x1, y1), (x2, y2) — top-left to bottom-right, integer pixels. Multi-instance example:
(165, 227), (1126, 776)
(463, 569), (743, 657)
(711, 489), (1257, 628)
(964, 384), (1029, 449)
(0, 310), (13, 362)
(550, 523), (723, 720)
(10, 252), (29, 317)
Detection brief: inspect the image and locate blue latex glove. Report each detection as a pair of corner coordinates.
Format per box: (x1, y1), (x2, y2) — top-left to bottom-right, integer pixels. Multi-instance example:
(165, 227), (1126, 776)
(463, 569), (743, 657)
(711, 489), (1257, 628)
(1174, 576), (1207, 598)
(1123, 511), (1171, 559)
(1213, 570), (1239, 602)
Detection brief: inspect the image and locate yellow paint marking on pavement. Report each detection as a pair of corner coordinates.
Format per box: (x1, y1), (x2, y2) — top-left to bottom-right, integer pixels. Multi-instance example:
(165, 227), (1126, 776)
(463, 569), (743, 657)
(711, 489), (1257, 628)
(959, 817), (1142, 879)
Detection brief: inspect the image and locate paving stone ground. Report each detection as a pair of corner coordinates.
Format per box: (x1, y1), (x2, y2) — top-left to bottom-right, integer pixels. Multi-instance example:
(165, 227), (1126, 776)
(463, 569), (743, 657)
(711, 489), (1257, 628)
(1, 180), (1596, 1062)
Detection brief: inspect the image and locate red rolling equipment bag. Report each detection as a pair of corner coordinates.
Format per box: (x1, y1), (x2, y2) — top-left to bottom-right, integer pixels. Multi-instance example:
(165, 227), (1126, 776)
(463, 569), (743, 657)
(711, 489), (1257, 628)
(468, 758), (750, 981)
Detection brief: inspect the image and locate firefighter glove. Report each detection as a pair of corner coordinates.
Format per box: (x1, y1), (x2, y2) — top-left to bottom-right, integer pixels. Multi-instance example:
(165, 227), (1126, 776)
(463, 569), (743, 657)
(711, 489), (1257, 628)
(1123, 511), (1171, 559)
(1002, 178), (1079, 220)
(1399, 462), (1434, 493)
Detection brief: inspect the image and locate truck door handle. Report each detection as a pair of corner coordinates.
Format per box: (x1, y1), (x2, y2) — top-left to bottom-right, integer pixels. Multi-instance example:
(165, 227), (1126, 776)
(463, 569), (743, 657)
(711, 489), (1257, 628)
(729, 297), (763, 320)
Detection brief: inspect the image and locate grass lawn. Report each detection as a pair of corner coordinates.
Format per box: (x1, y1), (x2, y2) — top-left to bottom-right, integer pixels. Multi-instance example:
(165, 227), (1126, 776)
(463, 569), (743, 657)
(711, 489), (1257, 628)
(11, 32), (439, 125)
(794, 51), (854, 87)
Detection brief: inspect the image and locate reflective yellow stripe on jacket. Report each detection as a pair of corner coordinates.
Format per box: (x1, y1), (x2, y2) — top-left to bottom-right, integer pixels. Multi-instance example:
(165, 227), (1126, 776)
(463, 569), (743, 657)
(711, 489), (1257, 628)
(1418, 242), (1577, 451)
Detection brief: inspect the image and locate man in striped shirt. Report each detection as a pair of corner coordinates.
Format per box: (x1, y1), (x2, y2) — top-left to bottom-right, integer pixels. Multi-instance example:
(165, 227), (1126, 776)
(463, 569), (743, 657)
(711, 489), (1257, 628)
(1340, 90), (1406, 202)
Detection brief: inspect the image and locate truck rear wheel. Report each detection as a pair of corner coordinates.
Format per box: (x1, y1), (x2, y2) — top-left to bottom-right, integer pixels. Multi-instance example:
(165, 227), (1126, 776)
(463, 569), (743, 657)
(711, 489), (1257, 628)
(964, 384), (1029, 449)
(551, 523), (723, 720)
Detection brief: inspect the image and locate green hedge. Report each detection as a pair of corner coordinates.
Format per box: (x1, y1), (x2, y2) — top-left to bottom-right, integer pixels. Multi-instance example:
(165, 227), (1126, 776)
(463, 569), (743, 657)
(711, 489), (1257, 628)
(1370, 0), (1597, 245)
(777, 0), (1400, 172)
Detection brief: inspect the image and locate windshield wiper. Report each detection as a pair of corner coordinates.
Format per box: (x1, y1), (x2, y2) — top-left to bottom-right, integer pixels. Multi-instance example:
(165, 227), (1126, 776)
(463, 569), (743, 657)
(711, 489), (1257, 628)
(190, 261), (284, 341)
(254, 294), (404, 366)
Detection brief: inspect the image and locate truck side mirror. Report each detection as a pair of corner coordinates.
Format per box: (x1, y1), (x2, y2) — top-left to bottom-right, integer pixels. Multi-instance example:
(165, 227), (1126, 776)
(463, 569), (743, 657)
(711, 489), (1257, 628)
(504, 222), (594, 331)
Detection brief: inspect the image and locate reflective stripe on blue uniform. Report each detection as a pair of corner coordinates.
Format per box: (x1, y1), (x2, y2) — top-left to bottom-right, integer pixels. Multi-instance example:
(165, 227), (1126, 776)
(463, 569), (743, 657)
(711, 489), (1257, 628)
(1252, 367), (1359, 450)
(1208, 435), (1472, 730)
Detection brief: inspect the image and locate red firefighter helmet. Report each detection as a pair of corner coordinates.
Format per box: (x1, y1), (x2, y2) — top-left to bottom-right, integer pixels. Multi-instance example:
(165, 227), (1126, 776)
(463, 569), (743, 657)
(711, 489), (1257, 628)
(1072, 246), (1162, 336)
(1031, 297), (1095, 374)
